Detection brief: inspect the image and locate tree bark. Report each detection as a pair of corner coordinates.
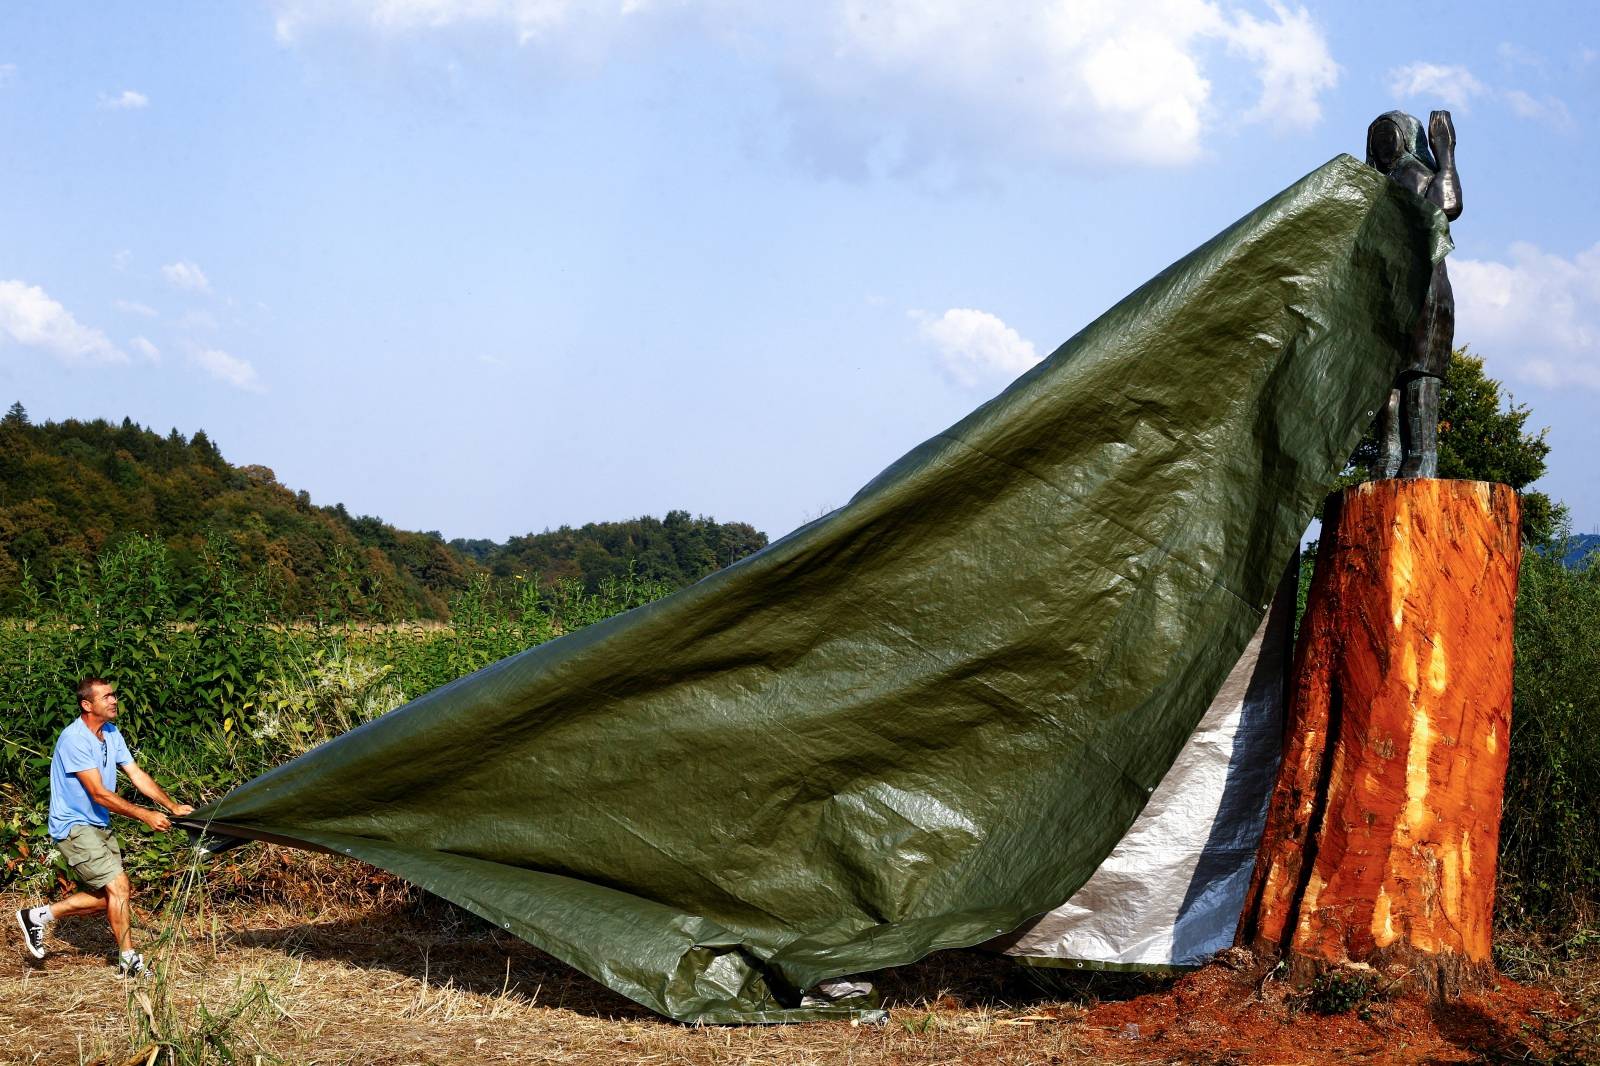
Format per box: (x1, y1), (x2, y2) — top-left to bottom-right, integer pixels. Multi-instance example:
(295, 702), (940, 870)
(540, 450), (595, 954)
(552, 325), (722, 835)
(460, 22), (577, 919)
(1237, 479), (1520, 995)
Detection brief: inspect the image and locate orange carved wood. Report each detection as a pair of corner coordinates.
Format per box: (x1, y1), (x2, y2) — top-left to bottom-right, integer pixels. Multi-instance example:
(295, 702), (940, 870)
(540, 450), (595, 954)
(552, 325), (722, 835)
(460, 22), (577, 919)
(1238, 479), (1520, 991)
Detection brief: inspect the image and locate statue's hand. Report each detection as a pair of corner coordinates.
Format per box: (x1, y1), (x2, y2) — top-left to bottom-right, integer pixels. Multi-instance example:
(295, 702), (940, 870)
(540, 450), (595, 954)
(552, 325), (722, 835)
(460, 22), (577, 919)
(1428, 110), (1456, 156)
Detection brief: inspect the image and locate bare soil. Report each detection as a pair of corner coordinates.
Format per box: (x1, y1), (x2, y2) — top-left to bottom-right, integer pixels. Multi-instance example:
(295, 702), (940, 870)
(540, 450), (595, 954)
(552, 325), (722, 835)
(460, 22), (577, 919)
(2, 884), (1595, 1066)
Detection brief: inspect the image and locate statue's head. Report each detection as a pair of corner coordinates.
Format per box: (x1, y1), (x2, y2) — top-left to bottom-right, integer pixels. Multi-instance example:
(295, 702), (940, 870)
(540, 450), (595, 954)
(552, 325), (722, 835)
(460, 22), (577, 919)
(1366, 111), (1434, 175)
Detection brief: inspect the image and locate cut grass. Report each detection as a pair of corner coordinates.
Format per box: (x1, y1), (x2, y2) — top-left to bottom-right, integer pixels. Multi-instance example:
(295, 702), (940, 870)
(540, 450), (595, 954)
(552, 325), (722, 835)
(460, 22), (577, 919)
(4, 865), (1596, 1066)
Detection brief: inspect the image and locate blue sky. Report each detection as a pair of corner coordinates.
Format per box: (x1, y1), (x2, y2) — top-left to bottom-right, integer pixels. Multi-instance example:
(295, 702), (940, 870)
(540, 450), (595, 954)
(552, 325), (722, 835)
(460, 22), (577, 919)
(1, 2), (1596, 542)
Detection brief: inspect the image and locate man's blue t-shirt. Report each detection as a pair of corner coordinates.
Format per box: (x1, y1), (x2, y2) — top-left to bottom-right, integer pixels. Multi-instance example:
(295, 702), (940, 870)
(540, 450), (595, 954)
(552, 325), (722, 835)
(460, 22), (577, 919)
(48, 718), (133, 840)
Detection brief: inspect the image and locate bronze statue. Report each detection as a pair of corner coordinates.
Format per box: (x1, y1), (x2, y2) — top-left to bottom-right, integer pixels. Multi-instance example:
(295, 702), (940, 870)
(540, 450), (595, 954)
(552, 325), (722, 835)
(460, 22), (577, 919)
(1366, 109), (1461, 479)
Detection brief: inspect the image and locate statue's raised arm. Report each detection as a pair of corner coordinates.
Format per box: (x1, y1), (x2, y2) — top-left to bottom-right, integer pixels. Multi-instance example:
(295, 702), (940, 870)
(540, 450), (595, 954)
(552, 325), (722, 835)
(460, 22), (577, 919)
(1426, 110), (1462, 220)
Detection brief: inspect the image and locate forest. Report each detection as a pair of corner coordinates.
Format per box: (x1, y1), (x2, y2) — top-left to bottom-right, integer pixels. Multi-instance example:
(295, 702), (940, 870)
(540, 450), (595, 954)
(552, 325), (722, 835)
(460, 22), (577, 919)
(0, 401), (767, 619)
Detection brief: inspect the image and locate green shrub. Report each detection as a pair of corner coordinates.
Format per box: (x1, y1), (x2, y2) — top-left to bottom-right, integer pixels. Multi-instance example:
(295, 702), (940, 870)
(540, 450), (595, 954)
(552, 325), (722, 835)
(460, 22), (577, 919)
(1307, 968), (1374, 1015)
(1499, 536), (1600, 934)
(0, 534), (673, 899)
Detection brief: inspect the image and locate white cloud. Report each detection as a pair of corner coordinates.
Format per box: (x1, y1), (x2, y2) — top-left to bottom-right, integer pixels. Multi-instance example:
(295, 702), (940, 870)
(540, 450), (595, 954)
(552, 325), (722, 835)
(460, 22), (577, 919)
(98, 89), (149, 110)
(1504, 89), (1572, 130)
(1386, 62), (1486, 111)
(0, 280), (127, 364)
(916, 307), (1040, 388)
(114, 298), (158, 318)
(1223, 2), (1339, 128)
(162, 260), (211, 293)
(1496, 42), (1545, 71)
(177, 309), (220, 331)
(267, 1), (1340, 171)
(1389, 58), (1573, 132)
(191, 346), (264, 392)
(129, 336), (161, 362)
(273, 0), (575, 43)
(0, 64), (16, 87)
(1452, 242), (1600, 391)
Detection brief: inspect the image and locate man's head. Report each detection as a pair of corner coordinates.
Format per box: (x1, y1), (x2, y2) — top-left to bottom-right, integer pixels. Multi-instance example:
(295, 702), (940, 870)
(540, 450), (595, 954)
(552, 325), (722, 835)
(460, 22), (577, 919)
(76, 677), (118, 724)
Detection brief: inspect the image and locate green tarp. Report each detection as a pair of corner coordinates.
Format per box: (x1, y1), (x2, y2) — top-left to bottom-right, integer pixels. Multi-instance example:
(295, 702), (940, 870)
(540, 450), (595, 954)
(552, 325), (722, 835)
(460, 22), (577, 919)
(185, 154), (1449, 1023)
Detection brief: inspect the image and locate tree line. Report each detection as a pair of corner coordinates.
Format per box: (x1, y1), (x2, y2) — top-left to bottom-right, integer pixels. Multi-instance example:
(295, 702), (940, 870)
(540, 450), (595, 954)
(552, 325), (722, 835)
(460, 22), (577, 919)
(0, 403), (768, 619)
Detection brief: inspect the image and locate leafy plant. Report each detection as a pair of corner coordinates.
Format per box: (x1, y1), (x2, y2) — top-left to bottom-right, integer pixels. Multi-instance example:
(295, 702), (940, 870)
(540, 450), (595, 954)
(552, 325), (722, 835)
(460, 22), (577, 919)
(0, 535), (676, 901)
(1306, 968), (1374, 1015)
(1500, 532), (1600, 934)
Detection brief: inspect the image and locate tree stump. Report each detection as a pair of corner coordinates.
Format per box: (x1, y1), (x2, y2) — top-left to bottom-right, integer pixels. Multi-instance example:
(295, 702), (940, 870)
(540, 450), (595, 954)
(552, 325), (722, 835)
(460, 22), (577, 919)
(1237, 479), (1521, 995)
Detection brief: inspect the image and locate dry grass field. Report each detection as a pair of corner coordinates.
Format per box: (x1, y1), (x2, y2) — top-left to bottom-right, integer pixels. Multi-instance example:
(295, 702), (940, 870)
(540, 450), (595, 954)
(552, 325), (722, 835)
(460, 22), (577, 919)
(2, 852), (1597, 1066)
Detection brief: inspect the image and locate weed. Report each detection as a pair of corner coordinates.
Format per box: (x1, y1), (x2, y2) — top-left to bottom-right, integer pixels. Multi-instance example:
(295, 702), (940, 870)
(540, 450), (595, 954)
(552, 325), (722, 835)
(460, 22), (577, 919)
(1306, 968), (1374, 1016)
(0, 535), (673, 904)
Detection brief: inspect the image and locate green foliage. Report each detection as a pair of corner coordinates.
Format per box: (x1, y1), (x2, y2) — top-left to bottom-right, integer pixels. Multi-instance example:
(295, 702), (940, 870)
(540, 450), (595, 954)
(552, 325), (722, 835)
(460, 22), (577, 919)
(0, 408), (472, 617)
(0, 405), (770, 618)
(0, 534), (675, 899)
(1333, 351), (1563, 541)
(1306, 968), (1375, 1016)
(1499, 535), (1600, 934)
(454, 509), (768, 592)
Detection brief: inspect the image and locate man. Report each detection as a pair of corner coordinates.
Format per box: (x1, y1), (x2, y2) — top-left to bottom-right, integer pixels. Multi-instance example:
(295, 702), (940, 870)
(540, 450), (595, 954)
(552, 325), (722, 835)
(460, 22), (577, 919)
(14, 678), (194, 976)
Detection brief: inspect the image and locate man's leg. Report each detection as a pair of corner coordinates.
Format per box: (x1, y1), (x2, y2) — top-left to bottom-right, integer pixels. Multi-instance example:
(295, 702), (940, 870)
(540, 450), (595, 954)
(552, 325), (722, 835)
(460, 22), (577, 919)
(23, 826), (137, 964)
(49, 889), (109, 921)
(16, 887), (105, 959)
(103, 873), (133, 954)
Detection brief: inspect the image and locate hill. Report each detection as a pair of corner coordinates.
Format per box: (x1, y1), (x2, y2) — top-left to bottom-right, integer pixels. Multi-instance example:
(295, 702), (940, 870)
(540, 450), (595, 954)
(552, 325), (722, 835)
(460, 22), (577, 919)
(1563, 533), (1600, 568)
(452, 511), (767, 591)
(0, 404), (474, 617)
(0, 404), (768, 618)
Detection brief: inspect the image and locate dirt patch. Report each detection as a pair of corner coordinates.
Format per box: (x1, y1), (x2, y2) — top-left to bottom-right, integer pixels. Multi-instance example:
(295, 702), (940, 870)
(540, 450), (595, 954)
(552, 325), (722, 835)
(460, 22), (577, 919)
(1078, 950), (1588, 1065)
(1, 892), (1593, 1065)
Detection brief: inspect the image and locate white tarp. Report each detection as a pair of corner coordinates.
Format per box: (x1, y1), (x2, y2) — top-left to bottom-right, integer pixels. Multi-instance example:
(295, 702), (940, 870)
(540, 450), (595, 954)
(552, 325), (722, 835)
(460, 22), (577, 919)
(998, 560), (1296, 969)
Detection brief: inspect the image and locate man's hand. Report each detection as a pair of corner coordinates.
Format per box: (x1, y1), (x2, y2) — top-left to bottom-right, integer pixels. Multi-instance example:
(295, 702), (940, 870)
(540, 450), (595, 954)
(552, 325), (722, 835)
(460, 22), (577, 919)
(169, 803), (195, 816)
(141, 809), (173, 832)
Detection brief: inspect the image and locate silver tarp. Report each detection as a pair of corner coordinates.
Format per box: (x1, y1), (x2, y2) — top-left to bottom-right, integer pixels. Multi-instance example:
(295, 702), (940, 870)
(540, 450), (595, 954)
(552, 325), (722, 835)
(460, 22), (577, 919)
(999, 561), (1297, 969)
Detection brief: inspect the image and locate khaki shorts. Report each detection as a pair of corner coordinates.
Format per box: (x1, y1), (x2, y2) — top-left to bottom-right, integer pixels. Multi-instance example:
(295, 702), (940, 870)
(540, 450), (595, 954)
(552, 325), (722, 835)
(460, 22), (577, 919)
(57, 824), (124, 890)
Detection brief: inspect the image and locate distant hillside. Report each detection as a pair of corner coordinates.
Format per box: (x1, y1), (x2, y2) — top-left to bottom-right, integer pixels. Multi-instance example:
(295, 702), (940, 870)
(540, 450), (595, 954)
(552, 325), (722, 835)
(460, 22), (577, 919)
(0, 404), (472, 617)
(452, 511), (768, 591)
(1564, 533), (1600, 568)
(0, 404), (769, 618)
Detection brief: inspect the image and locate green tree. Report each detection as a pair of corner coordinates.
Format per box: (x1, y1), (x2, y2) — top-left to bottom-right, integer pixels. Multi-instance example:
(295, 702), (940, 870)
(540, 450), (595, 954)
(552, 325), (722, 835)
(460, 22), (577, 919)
(1343, 350), (1562, 542)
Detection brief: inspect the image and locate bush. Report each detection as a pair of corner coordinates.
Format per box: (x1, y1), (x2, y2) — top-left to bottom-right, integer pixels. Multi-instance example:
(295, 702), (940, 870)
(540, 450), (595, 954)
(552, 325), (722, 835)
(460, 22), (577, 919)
(1499, 535), (1600, 934)
(0, 534), (673, 899)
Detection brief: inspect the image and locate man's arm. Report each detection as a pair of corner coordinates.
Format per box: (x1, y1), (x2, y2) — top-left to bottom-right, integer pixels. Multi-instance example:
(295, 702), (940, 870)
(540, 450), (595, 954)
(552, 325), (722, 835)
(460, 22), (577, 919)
(73, 769), (176, 831)
(122, 762), (195, 818)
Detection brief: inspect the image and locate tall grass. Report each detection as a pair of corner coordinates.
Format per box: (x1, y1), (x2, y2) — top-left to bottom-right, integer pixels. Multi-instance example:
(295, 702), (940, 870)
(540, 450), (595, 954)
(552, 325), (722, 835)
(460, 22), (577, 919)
(0, 533), (673, 901)
(1501, 536), (1600, 936)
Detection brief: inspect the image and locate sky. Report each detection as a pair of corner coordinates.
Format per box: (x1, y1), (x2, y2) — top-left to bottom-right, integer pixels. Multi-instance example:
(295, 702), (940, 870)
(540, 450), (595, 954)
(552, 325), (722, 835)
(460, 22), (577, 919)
(1, 1), (1597, 543)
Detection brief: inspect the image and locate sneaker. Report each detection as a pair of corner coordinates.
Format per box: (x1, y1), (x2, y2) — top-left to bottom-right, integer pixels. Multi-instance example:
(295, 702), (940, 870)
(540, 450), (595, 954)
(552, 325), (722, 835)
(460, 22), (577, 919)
(116, 950), (146, 978)
(15, 908), (46, 960)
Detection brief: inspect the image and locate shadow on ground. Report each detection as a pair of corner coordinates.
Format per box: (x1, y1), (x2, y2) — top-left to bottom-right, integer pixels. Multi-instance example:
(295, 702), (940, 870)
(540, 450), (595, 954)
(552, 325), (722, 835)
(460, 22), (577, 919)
(219, 906), (1175, 1022)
